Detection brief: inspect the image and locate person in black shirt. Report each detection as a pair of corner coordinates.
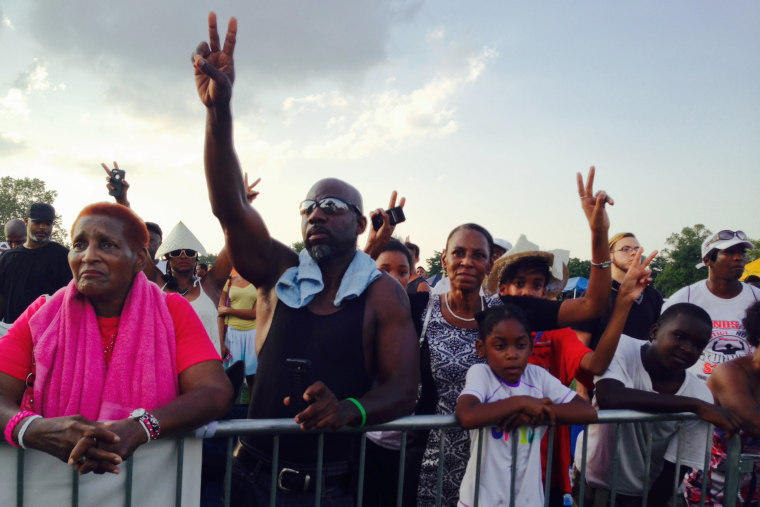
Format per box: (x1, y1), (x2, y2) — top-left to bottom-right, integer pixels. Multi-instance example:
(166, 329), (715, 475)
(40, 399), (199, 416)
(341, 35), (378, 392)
(0, 203), (72, 329)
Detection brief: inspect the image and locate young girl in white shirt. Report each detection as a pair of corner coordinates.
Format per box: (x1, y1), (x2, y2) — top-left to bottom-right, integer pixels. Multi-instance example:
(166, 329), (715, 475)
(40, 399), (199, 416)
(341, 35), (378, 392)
(455, 305), (597, 506)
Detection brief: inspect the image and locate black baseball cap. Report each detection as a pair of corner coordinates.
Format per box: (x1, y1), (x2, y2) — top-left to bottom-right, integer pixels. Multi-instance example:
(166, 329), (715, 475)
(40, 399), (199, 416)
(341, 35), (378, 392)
(28, 203), (55, 222)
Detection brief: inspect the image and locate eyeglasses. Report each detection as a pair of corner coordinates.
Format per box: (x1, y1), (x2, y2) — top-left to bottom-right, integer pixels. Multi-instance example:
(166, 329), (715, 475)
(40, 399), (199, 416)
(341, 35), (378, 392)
(705, 230), (747, 248)
(613, 246), (642, 254)
(299, 197), (361, 217)
(167, 249), (197, 258)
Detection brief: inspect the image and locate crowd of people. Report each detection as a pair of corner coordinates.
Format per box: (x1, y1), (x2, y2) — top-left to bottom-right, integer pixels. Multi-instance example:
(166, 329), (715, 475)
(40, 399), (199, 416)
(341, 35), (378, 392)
(0, 11), (759, 507)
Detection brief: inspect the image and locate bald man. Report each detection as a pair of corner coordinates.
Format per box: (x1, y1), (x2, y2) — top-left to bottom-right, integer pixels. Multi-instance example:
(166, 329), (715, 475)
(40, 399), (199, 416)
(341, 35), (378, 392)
(193, 13), (418, 504)
(3, 219), (26, 251)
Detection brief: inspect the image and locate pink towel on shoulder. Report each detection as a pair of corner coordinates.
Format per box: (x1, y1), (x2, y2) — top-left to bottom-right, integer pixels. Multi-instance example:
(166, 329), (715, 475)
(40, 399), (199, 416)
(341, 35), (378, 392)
(27, 272), (178, 421)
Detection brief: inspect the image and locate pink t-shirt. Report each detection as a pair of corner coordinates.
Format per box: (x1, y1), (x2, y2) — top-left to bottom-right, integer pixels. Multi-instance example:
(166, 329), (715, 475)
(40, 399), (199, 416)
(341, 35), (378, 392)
(0, 293), (220, 382)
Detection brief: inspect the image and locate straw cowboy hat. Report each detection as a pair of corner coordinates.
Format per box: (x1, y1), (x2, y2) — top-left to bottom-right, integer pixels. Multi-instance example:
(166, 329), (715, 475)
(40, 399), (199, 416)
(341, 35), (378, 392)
(485, 234), (569, 298)
(155, 222), (208, 259)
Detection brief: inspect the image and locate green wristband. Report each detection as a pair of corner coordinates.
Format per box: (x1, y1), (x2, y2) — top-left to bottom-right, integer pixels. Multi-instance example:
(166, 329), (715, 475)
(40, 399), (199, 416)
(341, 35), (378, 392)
(346, 397), (367, 429)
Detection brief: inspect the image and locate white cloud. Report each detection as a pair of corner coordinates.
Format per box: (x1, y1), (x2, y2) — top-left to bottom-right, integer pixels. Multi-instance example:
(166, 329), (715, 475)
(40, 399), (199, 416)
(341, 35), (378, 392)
(284, 45), (497, 160)
(0, 89), (28, 118)
(466, 47), (498, 83)
(1, 60), (65, 118)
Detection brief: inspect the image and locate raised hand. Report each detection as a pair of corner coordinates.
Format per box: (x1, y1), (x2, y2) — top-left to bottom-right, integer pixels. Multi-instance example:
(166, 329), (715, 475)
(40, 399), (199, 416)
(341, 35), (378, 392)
(244, 173), (261, 203)
(364, 190), (406, 259)
(192, 12), (237, 108)
(618, 248), (658, 304)
(576, 166), (614, 232)
(101, 161), (130, 206)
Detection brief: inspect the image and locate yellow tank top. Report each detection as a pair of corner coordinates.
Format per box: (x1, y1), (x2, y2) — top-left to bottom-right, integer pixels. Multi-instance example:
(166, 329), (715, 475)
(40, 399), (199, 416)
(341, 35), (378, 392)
(224, 282), (257, 331)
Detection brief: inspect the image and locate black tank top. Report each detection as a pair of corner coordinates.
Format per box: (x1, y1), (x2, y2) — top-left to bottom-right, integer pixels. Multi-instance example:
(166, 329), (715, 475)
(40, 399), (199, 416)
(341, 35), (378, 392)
(406, 276), (425, 295)
(242, 291), (372, 465)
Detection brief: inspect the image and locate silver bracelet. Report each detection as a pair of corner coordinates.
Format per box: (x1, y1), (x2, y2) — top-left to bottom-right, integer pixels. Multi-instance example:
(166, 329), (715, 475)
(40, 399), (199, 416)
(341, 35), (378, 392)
(137, 418), (152, 442)
(18, 415), (43, 450)
(590, 260), (612, 269)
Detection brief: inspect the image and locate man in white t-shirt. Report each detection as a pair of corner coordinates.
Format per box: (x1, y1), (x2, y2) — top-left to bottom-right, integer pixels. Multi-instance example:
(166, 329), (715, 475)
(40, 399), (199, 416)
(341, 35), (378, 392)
(662, 229), (760, 381)
(578, 303), (740, 506)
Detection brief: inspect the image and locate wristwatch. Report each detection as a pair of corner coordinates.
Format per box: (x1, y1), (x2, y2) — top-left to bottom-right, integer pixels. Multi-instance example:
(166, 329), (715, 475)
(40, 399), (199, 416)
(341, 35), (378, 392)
(129, 408), (161, 441)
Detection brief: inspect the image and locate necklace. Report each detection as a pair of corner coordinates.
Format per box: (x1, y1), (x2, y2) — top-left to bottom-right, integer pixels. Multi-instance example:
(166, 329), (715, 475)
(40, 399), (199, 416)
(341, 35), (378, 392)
(177, 277), (200, 297)
(103, 332), (117, 363)
(445, 293), (484, 322)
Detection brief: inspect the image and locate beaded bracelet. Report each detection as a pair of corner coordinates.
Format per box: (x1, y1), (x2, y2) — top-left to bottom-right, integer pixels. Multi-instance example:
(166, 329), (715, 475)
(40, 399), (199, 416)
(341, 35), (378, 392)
(4, 410), (39, 448)
(346, 397), (367, 429)
(17, 414), (42, 449)
(136, 412), (161, 441)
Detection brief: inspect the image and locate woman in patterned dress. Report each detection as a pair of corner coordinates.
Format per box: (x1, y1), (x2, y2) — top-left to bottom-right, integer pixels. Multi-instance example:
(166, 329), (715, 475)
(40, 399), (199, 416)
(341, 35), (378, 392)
(415, 168), (617, 506)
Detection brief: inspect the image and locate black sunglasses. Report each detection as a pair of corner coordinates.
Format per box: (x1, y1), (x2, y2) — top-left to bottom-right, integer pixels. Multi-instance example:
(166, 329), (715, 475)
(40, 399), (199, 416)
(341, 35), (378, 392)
(299, 197), (362, 217)
(167, 249), (197, 258)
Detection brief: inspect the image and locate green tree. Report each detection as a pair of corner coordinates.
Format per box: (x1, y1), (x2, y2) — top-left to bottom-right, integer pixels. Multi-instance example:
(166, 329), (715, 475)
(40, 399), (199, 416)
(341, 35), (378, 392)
(198, 253), (218, 267)
(426, 250), (443, 276)
(0, 176), (67, 244)
(747, 239), (760, 263)
(567, 258), (591, 279)
(654, 224), (712, 298)
(292, 240), (305, 254)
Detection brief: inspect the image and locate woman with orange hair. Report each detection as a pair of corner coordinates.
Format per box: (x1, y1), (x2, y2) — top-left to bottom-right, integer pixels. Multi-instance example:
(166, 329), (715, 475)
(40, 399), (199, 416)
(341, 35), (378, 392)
(0, 202), (232, 503)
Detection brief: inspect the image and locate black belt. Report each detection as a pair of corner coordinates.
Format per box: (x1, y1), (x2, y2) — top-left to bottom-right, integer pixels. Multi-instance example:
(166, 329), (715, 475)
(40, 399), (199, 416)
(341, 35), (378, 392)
(233, 441), (351, 493)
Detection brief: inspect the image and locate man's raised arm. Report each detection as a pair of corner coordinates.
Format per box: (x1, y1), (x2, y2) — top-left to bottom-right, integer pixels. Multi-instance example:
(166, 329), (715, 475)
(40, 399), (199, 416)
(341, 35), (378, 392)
(193, 12), (296, 289)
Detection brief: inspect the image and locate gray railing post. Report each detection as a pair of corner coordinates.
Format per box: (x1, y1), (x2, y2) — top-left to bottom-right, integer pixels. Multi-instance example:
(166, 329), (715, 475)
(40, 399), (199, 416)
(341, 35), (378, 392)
(723, 433), (742, 507)
(473, 428), (483, 507)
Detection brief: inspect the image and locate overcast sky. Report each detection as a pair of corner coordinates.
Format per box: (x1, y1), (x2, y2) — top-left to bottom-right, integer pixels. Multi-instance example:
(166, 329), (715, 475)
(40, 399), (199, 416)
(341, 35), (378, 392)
(2, 1), (758, 265)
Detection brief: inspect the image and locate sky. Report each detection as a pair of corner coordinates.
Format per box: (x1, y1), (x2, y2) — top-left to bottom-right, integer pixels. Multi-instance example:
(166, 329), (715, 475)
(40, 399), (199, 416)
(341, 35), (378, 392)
(1, 1), (758, 266)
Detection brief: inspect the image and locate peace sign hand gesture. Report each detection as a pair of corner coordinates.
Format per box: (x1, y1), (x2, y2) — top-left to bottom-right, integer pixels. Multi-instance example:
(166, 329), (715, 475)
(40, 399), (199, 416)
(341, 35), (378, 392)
(192, 12), (237, 108)
(576, 166), (614, 233)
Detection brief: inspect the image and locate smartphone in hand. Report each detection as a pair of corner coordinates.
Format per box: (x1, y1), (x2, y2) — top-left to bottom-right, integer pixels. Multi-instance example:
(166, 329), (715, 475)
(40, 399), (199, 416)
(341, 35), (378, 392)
(108, 169), (126, 197)
(372, 206), (406, 231)
(286, 358), (313, 412)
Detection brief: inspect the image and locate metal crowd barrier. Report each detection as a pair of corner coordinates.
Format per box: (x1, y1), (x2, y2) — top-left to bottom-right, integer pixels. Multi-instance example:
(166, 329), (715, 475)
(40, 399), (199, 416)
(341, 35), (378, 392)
(5, 410), (757, 507)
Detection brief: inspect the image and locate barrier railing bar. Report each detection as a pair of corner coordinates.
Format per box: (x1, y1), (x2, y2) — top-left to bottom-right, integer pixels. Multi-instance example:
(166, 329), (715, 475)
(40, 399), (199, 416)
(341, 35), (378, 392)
(724, 434), (741, 507)
(71, 466), (78, 507)
(641, 421), (653, 507)
(175, 438), (184, 507)
(671, 421), (685, 507)
(357, 433), (366, 507)
(269, 435), (279, 507)
(125, 454), (133, 507)
(16, 447), (23, 507)
(509, 429), (517, 507)
(699, 425), (713, 507)
(578, 425), (588, 507)
(435, 428), (444, 507)
(223, 437), (233, 507)
(610, 422), (620, 507)
(314, 433), (324, 507)
(196, 411), (702, 437)
(396, 431), (407, 507)
(543, 425), (555, 507)
(473, 427), (483, 507)
(4, 410), (736, 506)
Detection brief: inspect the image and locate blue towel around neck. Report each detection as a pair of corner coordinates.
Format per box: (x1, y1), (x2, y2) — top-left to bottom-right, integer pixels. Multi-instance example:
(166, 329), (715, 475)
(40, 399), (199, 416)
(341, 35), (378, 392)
(276, 249), (382, 309)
